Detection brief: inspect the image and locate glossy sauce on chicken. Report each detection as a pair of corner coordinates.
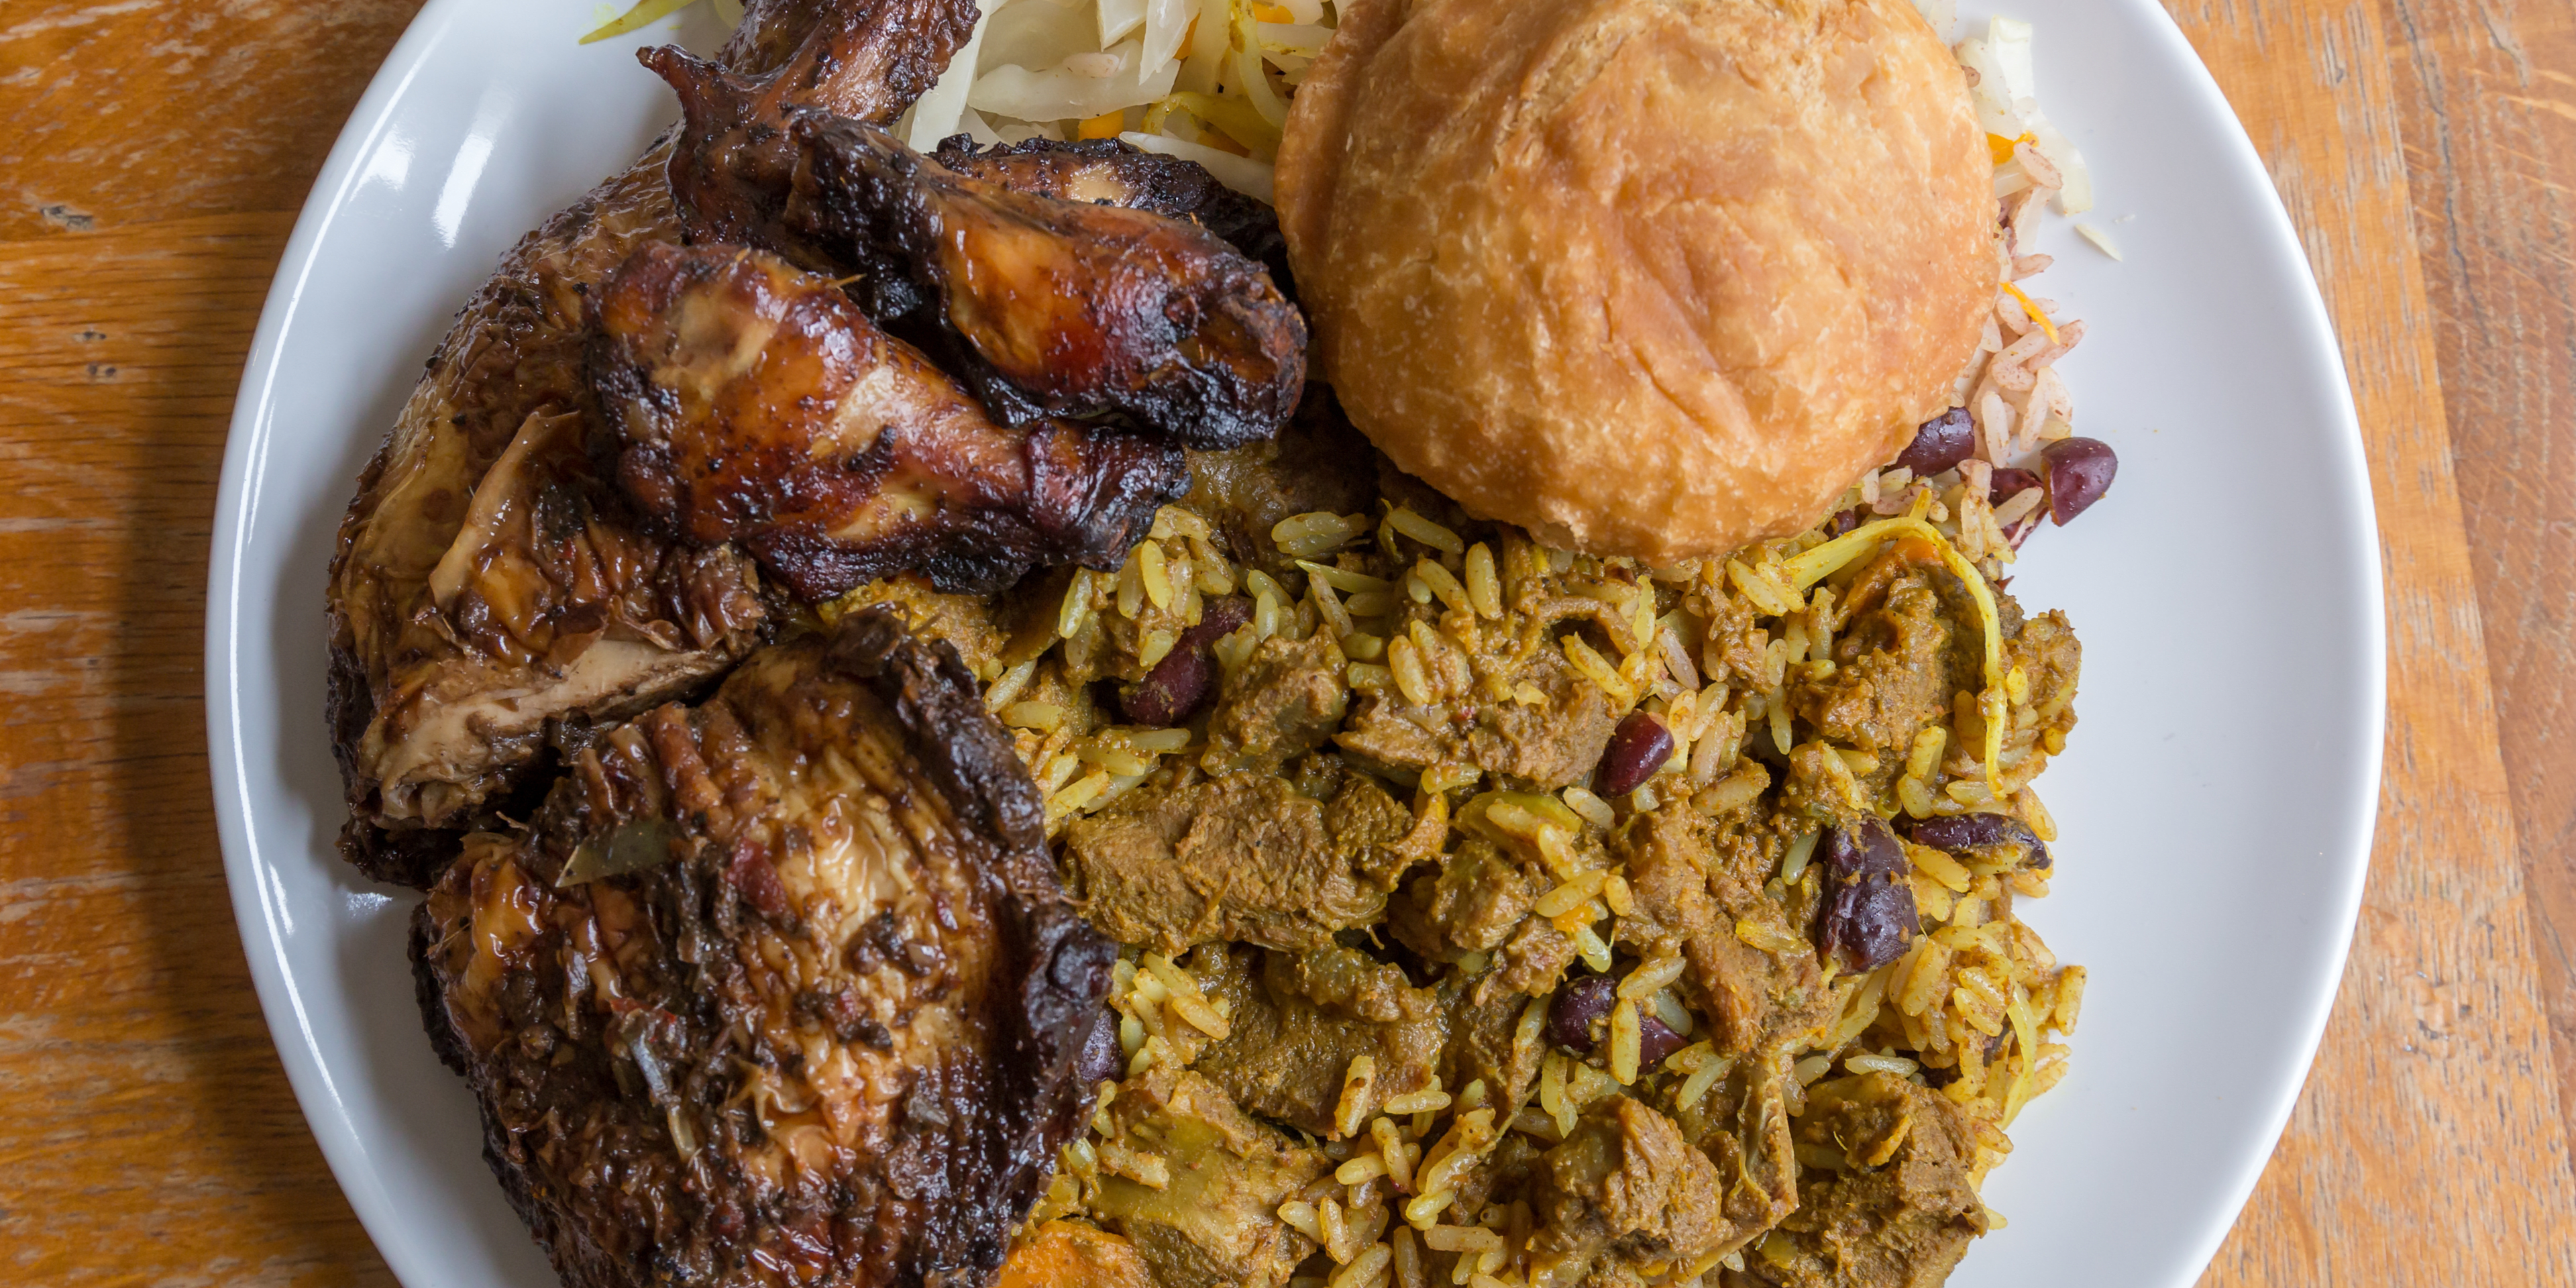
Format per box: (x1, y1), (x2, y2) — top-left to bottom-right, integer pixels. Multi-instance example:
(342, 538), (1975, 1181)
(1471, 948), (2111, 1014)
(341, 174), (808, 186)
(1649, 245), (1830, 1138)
(589, 241), (1184, 600)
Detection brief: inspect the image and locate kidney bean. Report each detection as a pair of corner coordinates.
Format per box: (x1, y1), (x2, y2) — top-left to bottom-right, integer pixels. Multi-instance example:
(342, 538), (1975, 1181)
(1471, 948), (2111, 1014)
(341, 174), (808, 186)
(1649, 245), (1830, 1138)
(2040, 437), (2118, 524)
(1988, 467), (2043, 505)
(1904, 812), (2049, 870)
(1896, 407), (1976, 477)
(1829, 506), (1870, 536)
(1812, 818), (1921, 972)
(1635, 1013), (1688, 1070)
(1596, 712), (1675, 797)
(1120, 596), (1254, 725)
(1120, 651), (1208, 727)
(1548, 974), (1618, 1052)
(1076, 1007), (1122, 1087)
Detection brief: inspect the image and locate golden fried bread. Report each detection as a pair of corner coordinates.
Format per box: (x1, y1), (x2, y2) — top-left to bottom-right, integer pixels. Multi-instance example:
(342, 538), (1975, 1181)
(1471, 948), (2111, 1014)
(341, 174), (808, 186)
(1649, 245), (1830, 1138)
(1277, 0), (1993, 561)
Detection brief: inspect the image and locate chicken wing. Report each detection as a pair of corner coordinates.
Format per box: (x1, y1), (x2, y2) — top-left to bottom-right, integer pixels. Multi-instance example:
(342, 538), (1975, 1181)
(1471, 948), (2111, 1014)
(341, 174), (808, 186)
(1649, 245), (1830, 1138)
(588, 241), (1185, 601)
(926, 135), (1291, 290)
(415, 610), (1114, 1288)
(327, 0), (979, 877)
(784, 116), (1306, 447)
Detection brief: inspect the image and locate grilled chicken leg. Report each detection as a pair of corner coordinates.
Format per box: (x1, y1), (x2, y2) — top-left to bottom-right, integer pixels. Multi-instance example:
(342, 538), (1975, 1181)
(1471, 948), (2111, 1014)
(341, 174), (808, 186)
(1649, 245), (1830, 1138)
(649, 50), (1307, 449)
(588, 241), (1185, 600)
(926, 135), (1292, 288)
(415, 610), (1114, 1288)
(326, 0), (979, 880)
(784, 116), (1306, 447)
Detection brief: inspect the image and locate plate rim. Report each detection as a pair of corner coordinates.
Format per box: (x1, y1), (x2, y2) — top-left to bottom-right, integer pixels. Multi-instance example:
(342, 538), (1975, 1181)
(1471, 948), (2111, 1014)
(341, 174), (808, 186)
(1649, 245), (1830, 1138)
(207, 0), (481, 1263)
(2103, 6), (2388, 1283)
(203, 0), (2388, 1283)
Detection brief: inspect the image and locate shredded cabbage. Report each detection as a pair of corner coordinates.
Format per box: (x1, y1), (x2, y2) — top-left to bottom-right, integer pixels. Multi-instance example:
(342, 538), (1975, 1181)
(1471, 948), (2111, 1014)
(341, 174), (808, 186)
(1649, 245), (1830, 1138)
(904, 0), (1006, 149)
(909, 0), (1332, 199)
(970, 38), (1181, 125)
(1142, 0), (1193, 72)
(1097, 0), (1147, 46)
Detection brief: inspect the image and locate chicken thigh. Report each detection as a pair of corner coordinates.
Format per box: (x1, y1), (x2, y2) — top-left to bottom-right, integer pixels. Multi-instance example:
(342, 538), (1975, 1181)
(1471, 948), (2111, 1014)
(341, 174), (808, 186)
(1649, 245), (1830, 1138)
(414, 610), (1113, 1288)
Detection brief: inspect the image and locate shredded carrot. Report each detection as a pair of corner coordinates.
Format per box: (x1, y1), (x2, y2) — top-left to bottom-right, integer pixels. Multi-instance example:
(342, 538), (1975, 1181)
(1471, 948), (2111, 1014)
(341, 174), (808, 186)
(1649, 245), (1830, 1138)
(1999, 280), (2059, 344)
(1252, 2), (1293, 20)
(1077, 111), (1126, 141)
(1987, 131), (2036, 166)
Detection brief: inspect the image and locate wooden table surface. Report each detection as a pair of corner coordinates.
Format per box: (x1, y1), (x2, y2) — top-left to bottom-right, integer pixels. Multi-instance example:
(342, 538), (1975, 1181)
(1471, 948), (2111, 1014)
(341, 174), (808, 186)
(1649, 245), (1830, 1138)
(3, 0), (2572, 1282)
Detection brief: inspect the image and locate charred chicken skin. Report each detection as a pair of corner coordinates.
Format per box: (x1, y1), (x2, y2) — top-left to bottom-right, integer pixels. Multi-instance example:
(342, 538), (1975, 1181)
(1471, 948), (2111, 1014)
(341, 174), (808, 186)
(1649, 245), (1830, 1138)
(587, 241), (1185, 600)
(784, 116), (1306, 447)
(325, 0), (982, 876)
(926, 135), (1293, 289)
(649, 47), (1305, 451)
(415, 610), (1113, 1288)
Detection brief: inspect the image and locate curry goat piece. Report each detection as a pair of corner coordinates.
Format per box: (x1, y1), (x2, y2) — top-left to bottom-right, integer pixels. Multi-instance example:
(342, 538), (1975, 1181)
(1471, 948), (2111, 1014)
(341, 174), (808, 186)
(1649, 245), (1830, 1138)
(414, 611), (1110, 1288)
(863, 406), (2084, 1288)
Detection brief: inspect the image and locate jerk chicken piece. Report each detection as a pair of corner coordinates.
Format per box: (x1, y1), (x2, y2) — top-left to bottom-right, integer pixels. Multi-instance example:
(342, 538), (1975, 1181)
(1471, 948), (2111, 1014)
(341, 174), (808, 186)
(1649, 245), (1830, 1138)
(326, 0), (980, 878)
(926, 135), (1293, 288)
(588, 241), (1183, 600)
(414, 610), (1112, 1288)
(783, 116), (1305, 447)
(647, 52), (1306, 450)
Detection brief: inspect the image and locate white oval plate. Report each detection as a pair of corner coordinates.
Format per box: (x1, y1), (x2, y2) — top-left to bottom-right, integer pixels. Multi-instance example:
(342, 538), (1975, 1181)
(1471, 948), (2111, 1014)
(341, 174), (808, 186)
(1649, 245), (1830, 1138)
(207, 1), (2384, 1284)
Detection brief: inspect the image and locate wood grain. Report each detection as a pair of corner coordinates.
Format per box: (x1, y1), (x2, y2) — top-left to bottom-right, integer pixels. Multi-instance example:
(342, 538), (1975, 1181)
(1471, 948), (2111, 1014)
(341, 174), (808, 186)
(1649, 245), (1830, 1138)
(2163, 0), (2576, 1281)
(0, 1), (422, 1282)
(0, 0), (2567, 1284)
(2373, 0), (2576, 1163)
(0, 211), (398, 1285)
(0, 0), (425, 242)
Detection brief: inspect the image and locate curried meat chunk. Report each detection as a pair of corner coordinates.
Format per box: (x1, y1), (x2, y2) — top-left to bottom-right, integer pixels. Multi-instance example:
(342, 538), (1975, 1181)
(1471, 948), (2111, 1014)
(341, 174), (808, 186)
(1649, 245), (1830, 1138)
(1733, 1073), (1988, 1288)
(1061, 771), (1410, 954)
(1529, 1097), (1733, 1285)
(1191, 946), (1449, 1138)
(1389, 837), (1544, 964)
(326, 0), (979, 870)
(412, 610), (1110, 1288)
(1440, 977), (1545, 1110)
(2008, 608), (2082, 733)
(784, 116), (1306, 447)
(1614, 806), (1830, 1057)
(1674, 1045), (1803, 1261)
(1792, 576), (1955, 757)
(1087, 1067), (1328, 1288)
(588, 241), (1183, 601)
(1180, 387), (1382, 580)
(1336, 641), (1621, 790)
(1203, 632), (1352, 772)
